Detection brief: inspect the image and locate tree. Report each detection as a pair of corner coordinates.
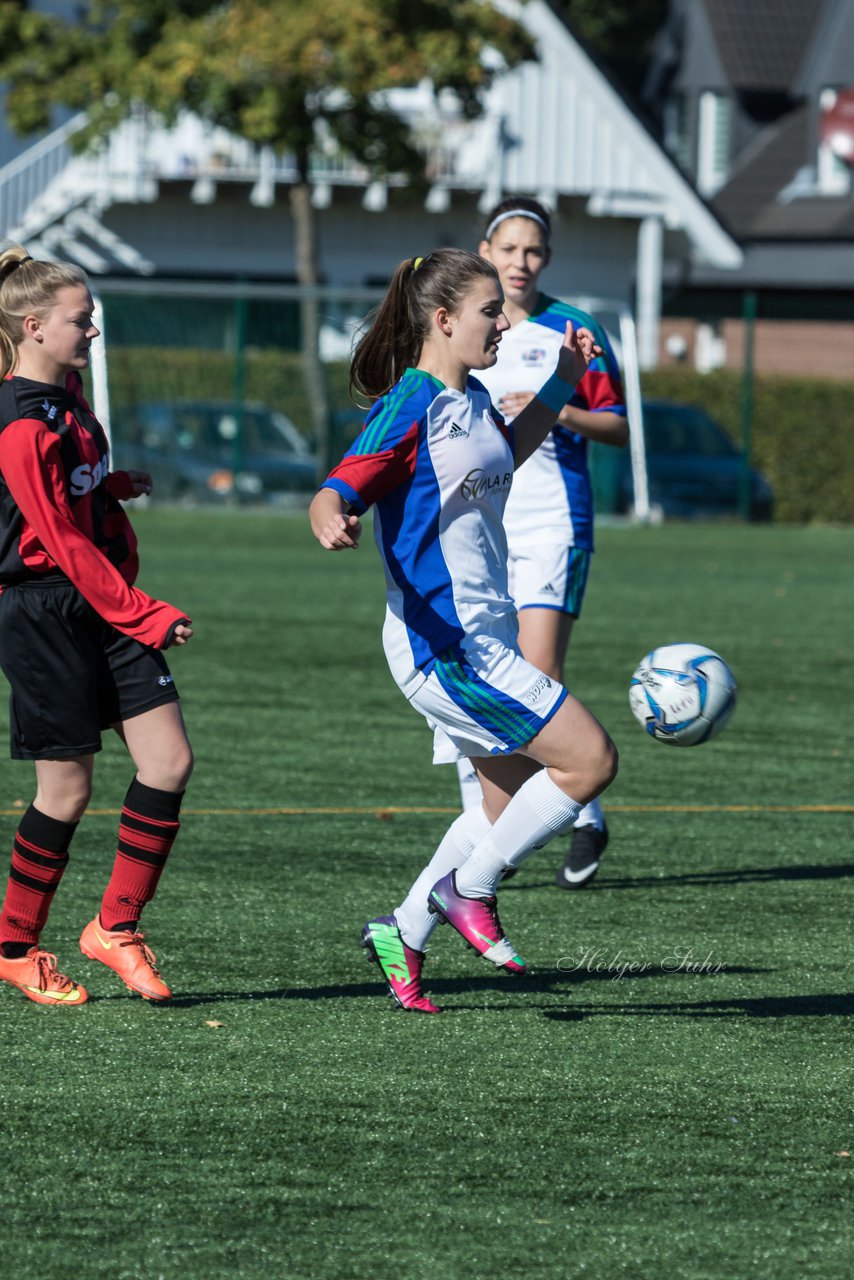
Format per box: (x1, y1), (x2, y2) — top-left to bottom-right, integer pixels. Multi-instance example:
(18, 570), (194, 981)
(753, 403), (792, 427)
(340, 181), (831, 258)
(552, 0), (669, 100)
(0, 0), (536, 473)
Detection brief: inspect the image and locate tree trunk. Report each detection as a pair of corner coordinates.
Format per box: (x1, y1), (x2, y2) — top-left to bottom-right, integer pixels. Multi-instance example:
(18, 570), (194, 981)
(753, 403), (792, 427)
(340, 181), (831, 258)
(289, 179), (333, 483)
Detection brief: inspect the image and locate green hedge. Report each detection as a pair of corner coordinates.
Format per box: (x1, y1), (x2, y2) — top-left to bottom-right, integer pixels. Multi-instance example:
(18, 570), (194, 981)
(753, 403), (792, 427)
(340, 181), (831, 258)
(102, 347), (351, 433)
(98, 350), (854, 524)
(640, 369), (854, 524)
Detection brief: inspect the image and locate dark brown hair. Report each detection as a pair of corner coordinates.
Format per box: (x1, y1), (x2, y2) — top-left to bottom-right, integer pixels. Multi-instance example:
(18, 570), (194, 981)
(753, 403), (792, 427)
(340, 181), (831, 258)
(0, 245), (88, 376)
(482, 195), (552, 243)
(350, 249), (500, 401)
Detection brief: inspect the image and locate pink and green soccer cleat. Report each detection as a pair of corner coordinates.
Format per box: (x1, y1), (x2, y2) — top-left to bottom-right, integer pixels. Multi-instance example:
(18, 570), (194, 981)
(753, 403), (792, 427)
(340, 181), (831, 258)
(427, 872), (527, 973)
(360, 915), (441, 1014)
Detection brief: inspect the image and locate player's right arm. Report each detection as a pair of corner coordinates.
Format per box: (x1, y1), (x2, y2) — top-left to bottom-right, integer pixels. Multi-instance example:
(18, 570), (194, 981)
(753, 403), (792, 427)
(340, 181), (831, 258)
(0, 419), (190, 649)
(311, 382), (423, 551)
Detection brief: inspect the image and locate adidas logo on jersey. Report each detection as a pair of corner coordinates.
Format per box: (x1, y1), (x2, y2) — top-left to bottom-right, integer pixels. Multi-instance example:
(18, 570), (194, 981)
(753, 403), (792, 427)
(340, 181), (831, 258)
(447, 421), (469, 439)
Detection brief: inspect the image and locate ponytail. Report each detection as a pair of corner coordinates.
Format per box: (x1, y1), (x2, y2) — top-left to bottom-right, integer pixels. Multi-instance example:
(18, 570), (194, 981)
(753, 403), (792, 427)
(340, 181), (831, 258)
(349, 260), (417, 403)
(350, 248), (499, 402)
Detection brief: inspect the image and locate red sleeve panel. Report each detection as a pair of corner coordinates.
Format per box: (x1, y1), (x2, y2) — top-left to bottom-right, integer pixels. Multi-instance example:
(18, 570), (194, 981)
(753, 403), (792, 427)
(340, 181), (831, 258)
(324, 422), (419, 513)
(0, 419), (187, 649)
(576, 365), (626, 413)
(107, 470), (137, 501)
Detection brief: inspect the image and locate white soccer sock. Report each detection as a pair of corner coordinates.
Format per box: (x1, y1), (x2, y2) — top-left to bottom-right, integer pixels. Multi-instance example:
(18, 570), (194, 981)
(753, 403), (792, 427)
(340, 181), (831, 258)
(394, 805), (491, 951)
(456, 757), (484, 813)
(454, 769), (582, 898)
(575, 796), (605, 830)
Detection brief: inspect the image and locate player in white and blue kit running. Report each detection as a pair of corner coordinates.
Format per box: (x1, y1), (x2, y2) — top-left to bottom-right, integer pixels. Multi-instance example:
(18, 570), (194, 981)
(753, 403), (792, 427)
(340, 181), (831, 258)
(473, 197), (628, 890)
(310, 249), (618, 1013)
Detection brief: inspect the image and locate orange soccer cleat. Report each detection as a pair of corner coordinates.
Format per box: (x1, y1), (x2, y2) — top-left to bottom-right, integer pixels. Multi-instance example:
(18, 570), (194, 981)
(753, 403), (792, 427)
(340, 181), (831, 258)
(0, 946), (88, 1006)
(79, 918), (172, 1001)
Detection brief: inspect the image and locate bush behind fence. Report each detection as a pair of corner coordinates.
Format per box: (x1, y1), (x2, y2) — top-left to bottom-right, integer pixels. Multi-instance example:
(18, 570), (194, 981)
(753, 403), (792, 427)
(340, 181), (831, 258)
(640, 368), (854, 525)
(101, 347), (854, 525)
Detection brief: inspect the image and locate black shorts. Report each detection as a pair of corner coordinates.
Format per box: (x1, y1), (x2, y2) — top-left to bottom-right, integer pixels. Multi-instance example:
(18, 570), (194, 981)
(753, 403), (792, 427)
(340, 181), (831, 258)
(0, 576), (180, 760)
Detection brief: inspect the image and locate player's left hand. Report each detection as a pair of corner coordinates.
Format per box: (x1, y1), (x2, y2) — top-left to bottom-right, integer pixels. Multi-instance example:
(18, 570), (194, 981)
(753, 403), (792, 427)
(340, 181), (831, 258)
(556, 322), (602, 385)
(125, 470), (153, 497)
(166, 623), (193, 647)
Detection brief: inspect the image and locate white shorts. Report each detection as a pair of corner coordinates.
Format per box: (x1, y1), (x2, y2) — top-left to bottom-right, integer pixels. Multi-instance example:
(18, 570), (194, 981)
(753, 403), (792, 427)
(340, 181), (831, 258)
(409, 639), (568, 764)
(508, 543), (591, 616)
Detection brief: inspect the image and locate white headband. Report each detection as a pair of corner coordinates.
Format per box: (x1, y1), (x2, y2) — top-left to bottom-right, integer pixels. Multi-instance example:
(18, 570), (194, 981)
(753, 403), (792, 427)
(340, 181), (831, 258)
(484, 208), (550, 241)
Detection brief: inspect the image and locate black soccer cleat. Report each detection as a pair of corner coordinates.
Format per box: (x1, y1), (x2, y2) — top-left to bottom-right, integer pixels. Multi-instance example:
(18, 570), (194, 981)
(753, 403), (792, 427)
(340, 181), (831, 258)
(555, 823), (609, 890)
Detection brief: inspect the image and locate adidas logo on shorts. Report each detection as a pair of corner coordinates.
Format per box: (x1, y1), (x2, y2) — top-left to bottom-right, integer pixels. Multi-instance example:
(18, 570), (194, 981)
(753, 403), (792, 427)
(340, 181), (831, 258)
(448, 422), (468, 439)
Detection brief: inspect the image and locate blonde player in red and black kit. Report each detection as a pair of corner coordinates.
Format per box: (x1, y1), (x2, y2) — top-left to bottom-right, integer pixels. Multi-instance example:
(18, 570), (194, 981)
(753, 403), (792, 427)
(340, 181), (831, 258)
(0, 245), (193, 1006)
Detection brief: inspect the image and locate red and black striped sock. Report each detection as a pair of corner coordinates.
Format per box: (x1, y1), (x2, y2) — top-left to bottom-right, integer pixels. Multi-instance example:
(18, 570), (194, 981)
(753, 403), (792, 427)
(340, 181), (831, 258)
(0, 806), (78, 956)
(99, 779), (183, 932)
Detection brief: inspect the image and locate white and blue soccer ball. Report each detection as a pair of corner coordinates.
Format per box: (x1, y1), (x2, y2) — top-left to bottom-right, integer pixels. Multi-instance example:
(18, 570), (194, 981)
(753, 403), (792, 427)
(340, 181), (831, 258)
(629, 642), (737, 746)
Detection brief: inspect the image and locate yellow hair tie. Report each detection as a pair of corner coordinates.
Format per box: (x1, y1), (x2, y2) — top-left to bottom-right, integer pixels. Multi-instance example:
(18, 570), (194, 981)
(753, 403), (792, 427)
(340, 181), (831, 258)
(411, 257), (424, 271)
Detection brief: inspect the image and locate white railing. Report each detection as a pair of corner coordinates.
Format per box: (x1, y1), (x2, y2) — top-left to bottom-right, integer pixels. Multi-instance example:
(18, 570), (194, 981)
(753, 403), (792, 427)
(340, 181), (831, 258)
(0, 113), (90, 235)
(0, 105), (485, 239)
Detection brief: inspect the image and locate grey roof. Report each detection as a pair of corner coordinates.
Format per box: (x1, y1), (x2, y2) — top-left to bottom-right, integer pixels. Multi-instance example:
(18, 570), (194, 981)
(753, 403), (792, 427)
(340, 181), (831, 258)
(714, 103), (854, 240)
(712, 104), (809, 235)
(691, 239), (854, 288)
(703, 0), (824, 91)
(792, 0), (854, 94)
(646, 1), (854, 249)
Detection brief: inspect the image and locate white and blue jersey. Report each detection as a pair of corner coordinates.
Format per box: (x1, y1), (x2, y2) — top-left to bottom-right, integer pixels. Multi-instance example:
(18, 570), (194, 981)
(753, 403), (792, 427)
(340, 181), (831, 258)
(475, 295), (625, 554)
(322, 367), (567, 756)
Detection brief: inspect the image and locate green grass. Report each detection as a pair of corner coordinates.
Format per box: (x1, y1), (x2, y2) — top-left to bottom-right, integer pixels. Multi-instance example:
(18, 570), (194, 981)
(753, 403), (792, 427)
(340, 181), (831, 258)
(0, 511), (852, 1279)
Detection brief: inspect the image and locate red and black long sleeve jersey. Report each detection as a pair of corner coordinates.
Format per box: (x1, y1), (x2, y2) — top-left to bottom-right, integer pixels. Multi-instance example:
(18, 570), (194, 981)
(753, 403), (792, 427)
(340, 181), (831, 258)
(0, 371), (188, 649)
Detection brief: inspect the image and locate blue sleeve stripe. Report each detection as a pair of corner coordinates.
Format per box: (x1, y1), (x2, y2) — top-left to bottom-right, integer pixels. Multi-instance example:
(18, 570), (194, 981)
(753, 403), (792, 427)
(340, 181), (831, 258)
(323, 477), (367, 514)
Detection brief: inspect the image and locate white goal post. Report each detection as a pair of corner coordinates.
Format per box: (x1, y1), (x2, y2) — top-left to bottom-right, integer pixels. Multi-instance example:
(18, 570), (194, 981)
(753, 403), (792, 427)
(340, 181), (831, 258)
(90, 294), (112, 447)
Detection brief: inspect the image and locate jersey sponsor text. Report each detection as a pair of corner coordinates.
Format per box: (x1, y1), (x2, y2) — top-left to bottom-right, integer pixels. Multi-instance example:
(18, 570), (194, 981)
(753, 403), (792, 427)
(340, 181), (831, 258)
(70, 453), (110, 496)
(460, 468), (513, 501)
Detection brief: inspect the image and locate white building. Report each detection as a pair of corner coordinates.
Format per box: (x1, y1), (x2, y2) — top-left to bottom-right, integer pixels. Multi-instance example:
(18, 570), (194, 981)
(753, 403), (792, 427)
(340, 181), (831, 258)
(0, 0), (741, 369)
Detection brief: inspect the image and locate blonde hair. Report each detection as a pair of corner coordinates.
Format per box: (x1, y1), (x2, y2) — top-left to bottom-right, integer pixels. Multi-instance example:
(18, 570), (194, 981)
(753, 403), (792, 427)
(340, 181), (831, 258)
(0, 245), (88, 376)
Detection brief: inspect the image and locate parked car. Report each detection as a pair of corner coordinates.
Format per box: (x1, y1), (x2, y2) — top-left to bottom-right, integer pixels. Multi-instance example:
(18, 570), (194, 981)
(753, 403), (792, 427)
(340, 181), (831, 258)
(592, 400), (774, 521)
(113, 400), (318, 504)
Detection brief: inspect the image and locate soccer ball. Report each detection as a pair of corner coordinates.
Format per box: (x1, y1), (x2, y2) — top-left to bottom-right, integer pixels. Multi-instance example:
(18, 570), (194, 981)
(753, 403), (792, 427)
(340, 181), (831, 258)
(629, 642), (737, 746)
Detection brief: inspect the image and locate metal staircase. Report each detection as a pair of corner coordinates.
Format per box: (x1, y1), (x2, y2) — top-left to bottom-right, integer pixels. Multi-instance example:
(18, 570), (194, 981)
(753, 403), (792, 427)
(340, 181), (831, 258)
(0, 110), (160, 272)
(0, 101), (477, 274)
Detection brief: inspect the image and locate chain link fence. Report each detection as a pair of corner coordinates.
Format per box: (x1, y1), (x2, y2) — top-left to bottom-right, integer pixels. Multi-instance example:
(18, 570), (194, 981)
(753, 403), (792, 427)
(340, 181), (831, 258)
(89, 280), (854, 522)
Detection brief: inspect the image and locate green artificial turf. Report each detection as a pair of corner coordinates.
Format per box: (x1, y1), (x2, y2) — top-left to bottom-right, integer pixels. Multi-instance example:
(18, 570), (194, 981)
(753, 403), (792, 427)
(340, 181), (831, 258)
(0, 511), (851, 1279)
